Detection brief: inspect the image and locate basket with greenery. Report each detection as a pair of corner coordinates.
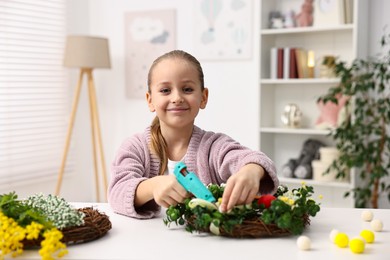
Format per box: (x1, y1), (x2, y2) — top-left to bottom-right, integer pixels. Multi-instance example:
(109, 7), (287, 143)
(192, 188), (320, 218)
(164, 183), (320, 238)
(0, 192), (111, 259)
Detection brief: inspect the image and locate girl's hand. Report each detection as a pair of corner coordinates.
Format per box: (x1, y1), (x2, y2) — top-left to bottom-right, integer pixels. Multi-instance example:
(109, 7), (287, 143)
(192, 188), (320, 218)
(152, 175), (189, 208)
(219, 164), (265, 213)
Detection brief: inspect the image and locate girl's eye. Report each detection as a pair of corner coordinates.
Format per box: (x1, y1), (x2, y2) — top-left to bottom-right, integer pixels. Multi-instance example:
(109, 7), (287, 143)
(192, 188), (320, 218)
(160, 88), (170, 94)
(183, 87), (194, 93)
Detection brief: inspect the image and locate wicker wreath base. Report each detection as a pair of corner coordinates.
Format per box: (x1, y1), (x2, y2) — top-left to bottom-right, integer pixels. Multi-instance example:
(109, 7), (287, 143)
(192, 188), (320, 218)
(189, 214), (310, 238)
(23, 207), (112, 248)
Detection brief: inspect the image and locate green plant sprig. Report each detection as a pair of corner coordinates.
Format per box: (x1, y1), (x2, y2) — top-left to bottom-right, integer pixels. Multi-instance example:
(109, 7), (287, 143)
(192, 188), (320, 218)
(164, 184), (320, 236)
(0, 192), (53, 229)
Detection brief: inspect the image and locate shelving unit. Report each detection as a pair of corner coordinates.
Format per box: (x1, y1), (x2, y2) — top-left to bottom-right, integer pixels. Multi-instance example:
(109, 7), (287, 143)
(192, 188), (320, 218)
(257, 0), (368, 207)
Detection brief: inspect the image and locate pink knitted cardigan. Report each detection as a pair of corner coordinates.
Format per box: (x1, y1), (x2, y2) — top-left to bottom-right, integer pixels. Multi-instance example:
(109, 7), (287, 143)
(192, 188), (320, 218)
(108, 126), (278, 219)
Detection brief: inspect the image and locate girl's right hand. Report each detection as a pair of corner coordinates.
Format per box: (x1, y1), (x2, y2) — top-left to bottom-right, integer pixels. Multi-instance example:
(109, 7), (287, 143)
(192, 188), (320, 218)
(152, 175), (189, 208)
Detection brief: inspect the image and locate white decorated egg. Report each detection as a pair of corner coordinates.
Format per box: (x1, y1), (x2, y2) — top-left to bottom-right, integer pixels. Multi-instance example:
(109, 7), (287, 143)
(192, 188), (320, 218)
(188, 198), (218, 211)
(329, 229), (339, 243)
(361, 210), (373, 222)
(209, 220), (220, 236)
(370, 219), (383, 232)
(297, 235), (311, 250)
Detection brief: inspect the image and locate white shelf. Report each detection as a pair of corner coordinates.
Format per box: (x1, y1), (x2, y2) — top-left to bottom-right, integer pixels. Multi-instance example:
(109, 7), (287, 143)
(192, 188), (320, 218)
(278, 177), (353, 189)
(261, 24), (354, 35)
(260, 78), (340, 85)
(260, 127), (330, 135)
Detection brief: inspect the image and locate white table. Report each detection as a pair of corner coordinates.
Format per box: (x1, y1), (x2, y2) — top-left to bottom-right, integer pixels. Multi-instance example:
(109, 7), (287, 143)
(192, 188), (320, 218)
(17, 204), (389, 260)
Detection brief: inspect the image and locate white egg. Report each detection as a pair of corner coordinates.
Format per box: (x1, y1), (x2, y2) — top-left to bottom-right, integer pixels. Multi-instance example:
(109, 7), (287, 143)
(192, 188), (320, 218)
(188, 198), (218, 211)
(370, 219), (383, 232)
(209, 221), (220, 236)
(361, 210), (373, 222)
(297, 235), (311, 250)
(329, 229), (339, 243)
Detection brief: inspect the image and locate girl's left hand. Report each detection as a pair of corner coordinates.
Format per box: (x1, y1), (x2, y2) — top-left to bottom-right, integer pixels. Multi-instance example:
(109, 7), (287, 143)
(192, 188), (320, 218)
(219, 164), (265, 213)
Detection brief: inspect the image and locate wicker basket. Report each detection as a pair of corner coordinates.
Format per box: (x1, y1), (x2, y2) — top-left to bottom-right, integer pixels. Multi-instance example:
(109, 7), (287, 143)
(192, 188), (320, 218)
(23, 207), (112, 248)
(188, 214), (310, 238)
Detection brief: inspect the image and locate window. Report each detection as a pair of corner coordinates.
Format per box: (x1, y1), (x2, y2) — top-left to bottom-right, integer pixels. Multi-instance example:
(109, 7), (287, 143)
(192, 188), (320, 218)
(0, 0), (70, 188)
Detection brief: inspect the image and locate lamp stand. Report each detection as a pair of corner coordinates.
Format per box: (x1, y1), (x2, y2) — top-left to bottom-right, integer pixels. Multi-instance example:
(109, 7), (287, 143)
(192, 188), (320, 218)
(55, 68), (108, 202)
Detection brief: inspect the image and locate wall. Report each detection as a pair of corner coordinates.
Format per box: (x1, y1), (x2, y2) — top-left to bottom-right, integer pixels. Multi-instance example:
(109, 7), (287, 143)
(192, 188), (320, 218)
(367, 0), (390, 208)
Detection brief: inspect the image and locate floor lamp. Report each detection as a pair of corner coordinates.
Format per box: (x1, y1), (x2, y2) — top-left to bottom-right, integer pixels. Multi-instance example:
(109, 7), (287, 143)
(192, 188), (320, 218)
(55, 35), (111, 202)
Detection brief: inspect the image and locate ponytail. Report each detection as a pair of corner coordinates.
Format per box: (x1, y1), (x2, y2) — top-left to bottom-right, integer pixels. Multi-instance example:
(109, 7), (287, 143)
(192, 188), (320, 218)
(150, 116), (168, 175)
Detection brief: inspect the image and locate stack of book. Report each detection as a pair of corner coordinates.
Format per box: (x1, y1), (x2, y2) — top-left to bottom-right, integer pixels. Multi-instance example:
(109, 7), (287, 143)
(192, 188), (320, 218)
(270, 47), (312, 79)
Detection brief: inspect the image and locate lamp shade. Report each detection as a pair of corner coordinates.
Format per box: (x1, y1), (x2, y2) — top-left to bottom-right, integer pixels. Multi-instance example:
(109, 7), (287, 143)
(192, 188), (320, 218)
(63, 35), (111, 69)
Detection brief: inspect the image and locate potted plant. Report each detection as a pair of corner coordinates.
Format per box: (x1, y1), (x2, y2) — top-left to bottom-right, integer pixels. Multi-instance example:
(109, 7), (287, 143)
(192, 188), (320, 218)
(317, 33), (390, 208)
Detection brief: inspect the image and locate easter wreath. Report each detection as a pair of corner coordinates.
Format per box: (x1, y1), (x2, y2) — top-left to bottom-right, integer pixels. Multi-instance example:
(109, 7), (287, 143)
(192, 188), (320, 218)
(164, 184), (321, 238)
(0, 192), (111, 259)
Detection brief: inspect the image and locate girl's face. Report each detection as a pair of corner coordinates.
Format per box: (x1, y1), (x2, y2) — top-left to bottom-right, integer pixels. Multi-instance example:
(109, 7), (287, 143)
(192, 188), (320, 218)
(146, 58), (208, 129)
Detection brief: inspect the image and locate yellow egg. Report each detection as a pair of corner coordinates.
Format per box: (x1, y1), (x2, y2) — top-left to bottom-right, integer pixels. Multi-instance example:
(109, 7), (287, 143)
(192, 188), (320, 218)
(335, 232), (349, 248)
(349, 237), (365, 254)
(360, 229), (375, 243)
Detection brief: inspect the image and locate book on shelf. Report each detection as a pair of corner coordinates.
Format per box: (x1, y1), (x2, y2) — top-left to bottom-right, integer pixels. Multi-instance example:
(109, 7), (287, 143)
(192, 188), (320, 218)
(269, 47), (307, 79)
(283, 47), (290, 79)
(277, 48), (284, 79)
(295, 48), (309, 79)
(270, 47), (277, 79)
(289, 48), (298, 79)
(344, 0), (353, 24)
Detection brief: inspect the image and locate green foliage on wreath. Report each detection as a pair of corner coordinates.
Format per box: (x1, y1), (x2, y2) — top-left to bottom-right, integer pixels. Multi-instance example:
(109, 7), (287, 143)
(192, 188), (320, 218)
(164, 183), (320, 236)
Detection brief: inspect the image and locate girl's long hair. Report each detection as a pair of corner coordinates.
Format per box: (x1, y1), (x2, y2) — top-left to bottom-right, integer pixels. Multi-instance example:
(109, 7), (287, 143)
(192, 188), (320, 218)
(147, 50), (204, 175)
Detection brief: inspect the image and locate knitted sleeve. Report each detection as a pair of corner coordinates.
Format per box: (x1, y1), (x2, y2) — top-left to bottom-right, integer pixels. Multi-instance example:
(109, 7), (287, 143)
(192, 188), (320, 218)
(108, 131), (161, 219)
(198, 131), (279, 195)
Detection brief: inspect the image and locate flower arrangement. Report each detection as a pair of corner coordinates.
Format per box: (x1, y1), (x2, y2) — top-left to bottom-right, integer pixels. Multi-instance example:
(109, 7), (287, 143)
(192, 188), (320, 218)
(164, 183), (321, 238)
(0, 192), (84, 260)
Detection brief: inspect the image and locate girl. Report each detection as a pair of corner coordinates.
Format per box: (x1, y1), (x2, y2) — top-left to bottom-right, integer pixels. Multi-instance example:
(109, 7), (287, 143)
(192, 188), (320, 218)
(108, 50), (279, 219)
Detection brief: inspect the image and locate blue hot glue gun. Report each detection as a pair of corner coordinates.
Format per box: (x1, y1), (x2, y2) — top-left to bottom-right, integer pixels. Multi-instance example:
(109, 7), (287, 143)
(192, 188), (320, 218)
(173, 162), (216, 203)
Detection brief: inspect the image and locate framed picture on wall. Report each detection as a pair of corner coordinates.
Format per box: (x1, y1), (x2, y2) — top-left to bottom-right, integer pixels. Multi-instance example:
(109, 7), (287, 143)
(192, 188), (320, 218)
(193, 0), (253, 60)
(313, 0), (345, 27)
(124, 9), (176, 99)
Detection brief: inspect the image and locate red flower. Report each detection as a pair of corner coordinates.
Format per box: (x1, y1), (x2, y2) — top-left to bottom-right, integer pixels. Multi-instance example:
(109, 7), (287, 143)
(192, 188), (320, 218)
(257, 194), (276, 208)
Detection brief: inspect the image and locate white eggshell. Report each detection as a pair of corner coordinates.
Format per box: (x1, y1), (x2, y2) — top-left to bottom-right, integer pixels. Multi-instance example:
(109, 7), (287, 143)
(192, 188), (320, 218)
(329, 229), (339, 243)
(297, 235), (311, 250)
(361, 210), (373, 222)
(188, 198), (218, 211)
(370, 219), (383, 232)
(209, 221), (220, 236)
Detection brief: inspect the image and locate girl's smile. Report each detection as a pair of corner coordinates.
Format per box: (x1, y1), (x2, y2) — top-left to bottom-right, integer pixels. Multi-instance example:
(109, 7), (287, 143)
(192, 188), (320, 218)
(166, 107), (189, 113)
